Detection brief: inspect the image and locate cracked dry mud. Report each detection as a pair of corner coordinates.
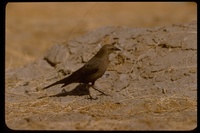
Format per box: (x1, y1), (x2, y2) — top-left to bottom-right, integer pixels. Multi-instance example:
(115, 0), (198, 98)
(5, 21), (197, 130)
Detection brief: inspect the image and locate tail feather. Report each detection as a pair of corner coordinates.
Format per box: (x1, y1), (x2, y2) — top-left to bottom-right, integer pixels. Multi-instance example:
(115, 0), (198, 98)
(42, 69), (81, 90)
(43, 77), (71, 90)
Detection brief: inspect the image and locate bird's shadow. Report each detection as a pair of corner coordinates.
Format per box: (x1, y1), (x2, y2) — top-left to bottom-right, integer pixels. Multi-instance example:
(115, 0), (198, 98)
(38, 83), (109, 99)
(49, 83), (90, 97)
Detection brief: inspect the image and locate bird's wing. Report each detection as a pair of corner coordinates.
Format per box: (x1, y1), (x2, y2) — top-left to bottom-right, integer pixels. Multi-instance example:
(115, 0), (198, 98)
(61, 57), (100, 84)
(79, 58), (100, 77)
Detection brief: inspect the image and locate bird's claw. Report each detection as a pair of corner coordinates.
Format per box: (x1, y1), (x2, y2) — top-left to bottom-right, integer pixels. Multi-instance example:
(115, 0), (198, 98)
(92, 87), (110, 96)
(87, 95), (98, 100)
(99, 92), (110, 96)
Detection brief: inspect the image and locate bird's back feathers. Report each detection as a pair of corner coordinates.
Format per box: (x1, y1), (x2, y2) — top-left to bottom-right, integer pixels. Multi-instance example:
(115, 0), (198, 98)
(42, 44), (119, 90)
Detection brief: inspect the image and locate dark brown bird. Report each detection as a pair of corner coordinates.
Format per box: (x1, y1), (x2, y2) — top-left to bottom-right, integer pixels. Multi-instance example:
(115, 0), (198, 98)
(43, 44), (120, 92)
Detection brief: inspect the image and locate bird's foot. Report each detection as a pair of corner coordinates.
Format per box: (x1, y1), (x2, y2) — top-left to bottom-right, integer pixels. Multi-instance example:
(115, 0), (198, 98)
(61, 89), (67, 93)
(87, 95), (98, 100)
(85, 84), (110, 100)
(91, 86), (110, 96)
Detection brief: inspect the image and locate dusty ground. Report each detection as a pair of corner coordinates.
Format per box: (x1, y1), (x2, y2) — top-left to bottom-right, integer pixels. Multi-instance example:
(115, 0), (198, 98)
(5, 2), (197, 130)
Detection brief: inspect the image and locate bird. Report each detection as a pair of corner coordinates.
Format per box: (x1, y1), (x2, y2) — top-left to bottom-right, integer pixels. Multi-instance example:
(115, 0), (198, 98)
(42, 44), (120, 98)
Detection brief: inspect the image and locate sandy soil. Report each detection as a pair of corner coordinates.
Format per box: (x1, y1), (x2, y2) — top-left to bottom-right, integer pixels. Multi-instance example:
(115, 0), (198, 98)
(5, 2), (197, 131)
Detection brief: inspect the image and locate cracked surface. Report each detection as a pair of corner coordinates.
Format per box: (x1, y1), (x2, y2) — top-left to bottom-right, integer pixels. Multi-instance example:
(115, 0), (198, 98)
(5, 22), (197, 130)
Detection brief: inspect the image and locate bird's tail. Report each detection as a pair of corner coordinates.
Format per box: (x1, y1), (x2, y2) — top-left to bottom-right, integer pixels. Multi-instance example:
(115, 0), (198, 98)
(42, 77), (71, 90)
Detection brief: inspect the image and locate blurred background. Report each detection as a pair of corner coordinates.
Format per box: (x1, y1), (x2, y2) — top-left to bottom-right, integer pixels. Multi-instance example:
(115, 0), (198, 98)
(6, 2), (197, 70)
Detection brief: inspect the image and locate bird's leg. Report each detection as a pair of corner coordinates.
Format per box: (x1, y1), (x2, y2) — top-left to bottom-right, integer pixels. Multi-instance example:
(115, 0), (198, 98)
(86, 84), (97, 100)
(89, 82), (109, 96)
(91, 86), (109, 96)
(91, 81), (95, 86)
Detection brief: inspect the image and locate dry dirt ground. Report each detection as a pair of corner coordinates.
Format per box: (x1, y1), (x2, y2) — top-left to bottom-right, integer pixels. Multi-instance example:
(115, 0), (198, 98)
(5, 2), (197, 130)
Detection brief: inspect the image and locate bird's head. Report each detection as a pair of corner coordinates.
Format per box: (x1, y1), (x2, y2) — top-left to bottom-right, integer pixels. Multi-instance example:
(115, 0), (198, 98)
(101, 44), (121, 54)
(95, 44), (120, 58)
